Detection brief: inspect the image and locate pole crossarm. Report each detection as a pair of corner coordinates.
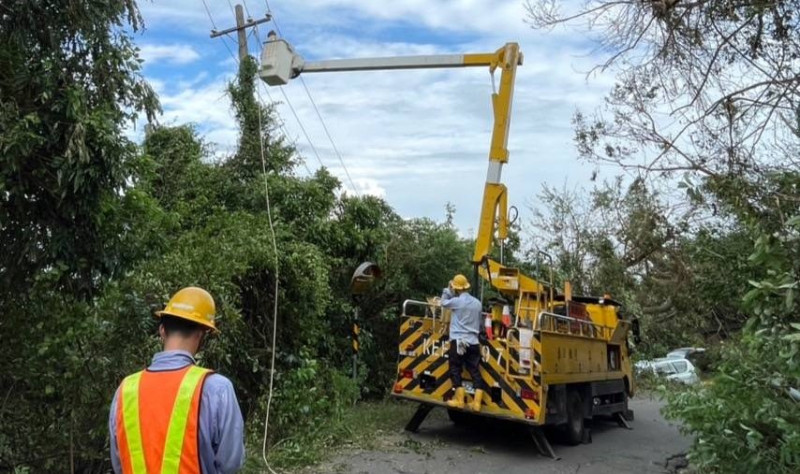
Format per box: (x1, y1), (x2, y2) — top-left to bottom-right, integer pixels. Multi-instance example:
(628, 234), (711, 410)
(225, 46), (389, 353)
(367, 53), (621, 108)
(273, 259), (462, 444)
(210, 14), (272, 38)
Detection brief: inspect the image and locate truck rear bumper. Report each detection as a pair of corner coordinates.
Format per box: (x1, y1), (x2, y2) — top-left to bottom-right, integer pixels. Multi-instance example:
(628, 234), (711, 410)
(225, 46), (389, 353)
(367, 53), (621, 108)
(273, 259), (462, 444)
(391, 391), (543, 426)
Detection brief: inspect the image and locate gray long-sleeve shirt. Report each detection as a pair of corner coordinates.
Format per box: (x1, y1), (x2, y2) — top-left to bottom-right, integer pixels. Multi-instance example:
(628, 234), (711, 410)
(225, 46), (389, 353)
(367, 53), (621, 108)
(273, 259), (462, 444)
(109, 350), (245, 473)
(441, 288), (482, 345)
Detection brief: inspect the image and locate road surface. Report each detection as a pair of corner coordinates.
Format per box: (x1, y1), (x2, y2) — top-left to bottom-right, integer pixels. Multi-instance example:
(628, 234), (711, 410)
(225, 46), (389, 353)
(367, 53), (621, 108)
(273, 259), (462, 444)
(309, 396), (690, 474)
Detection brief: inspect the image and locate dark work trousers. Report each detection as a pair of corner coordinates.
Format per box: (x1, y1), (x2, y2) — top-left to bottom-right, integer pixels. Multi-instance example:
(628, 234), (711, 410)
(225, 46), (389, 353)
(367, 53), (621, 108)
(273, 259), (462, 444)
(448, 340), (485, 391)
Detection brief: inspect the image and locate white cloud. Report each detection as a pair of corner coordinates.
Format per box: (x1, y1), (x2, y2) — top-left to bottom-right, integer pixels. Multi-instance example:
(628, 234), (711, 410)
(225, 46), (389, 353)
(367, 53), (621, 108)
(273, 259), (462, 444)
(262, 33), (614, 227)
(138, 0), (532, 36)
(287, 0), (529, 34)
(154, 75), (239, 156)
(136, 0), (615, 234)
(139, 43), (202, 65)
(353, 177), (386, 197)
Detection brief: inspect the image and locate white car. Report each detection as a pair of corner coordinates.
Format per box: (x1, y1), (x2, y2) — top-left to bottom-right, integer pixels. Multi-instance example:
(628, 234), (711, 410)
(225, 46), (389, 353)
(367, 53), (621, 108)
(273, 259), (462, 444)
(666, 347), (706, 360)
(635, 357), (700, 385)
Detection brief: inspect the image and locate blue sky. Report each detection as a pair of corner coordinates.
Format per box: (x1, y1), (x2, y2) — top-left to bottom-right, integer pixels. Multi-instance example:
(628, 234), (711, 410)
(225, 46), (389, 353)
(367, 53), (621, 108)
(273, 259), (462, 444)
(133, 0), (615, 235)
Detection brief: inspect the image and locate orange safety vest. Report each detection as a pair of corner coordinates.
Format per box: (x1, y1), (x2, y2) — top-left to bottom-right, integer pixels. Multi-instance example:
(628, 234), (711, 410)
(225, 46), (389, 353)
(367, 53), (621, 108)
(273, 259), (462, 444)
(116, 365), (212, 474)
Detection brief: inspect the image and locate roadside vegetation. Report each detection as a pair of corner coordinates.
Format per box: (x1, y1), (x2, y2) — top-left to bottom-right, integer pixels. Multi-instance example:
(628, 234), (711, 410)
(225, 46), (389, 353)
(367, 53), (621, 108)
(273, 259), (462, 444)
(1, 1), (798, 473)
(243, 400), (416, 472)
(0, 2), (470, 471)
(526, 1), (800, 472)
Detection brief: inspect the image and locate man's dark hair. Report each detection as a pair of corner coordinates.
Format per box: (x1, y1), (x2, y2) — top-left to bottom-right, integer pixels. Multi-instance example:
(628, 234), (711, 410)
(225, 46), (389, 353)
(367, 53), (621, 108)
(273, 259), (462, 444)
(160, 315), (207, 338)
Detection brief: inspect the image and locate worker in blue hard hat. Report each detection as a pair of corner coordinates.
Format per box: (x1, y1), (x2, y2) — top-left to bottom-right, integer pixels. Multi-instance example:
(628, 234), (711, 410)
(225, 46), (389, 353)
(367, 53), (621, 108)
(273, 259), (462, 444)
(441, 274), (486, 412)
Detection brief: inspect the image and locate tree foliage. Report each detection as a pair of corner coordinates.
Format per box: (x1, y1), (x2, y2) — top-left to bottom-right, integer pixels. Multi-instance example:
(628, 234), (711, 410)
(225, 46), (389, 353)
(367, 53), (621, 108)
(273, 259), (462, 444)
(0, 7), (473, 470)
(527, 178), (753, 354)
(527, 1), (800, 471)
(528, 0), (800, 180)
(0, 0), (158, 298)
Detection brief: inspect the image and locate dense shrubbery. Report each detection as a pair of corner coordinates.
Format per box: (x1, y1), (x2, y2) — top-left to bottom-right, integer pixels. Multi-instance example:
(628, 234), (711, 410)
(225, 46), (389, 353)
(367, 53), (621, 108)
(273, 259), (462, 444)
(525, 1), (800, 471)
(0, 3), (471, 470)
(665, 333), (800, 472)
(4, 1), (799, 472)
(663, 212), (800, 473)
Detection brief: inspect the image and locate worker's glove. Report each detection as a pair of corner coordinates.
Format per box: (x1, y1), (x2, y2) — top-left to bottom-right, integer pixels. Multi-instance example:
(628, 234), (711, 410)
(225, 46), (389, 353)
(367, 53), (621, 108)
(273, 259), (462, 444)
(457, 339), (468, 356)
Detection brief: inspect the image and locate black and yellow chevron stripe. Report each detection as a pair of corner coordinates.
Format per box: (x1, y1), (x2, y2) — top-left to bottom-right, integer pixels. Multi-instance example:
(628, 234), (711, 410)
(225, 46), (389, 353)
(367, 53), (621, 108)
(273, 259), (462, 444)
(394, 316), (545, 424)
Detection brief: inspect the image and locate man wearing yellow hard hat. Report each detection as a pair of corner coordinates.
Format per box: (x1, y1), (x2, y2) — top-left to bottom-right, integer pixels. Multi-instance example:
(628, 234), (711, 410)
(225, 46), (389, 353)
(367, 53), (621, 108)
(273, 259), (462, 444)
(108, 287), (245, 473)
(441, 274), (486, 412)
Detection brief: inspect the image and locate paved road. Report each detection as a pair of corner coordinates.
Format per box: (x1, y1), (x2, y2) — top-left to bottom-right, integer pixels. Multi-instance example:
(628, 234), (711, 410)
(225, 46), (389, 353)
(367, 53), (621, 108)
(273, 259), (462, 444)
(313, 396), (690, 474)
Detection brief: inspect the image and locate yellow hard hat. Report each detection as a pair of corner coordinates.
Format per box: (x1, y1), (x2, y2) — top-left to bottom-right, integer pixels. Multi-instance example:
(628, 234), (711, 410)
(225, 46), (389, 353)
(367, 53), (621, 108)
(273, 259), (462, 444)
(155, 287), (218, 332)
(452, 274), (471, 290)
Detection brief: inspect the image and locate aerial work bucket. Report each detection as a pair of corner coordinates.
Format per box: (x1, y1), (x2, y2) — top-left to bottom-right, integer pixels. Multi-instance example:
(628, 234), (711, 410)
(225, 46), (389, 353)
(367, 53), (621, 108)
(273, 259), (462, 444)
(259, 36), (303, 85)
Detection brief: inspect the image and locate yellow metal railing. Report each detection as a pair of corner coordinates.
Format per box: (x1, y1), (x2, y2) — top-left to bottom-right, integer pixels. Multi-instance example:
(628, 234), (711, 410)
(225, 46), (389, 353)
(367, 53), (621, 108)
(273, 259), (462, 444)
(535, 311), (611, 340)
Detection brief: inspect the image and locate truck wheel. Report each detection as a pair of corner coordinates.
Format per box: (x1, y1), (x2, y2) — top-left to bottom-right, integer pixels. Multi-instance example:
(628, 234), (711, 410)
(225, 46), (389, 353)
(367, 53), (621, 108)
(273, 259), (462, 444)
(623, 408), (634, 422)
(564, 391), (584, 445)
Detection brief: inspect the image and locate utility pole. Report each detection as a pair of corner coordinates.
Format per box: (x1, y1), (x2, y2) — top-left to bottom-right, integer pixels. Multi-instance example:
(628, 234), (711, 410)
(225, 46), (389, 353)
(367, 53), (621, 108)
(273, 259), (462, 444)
(235, 5), (247, 61)
(209, 5), (272, 61)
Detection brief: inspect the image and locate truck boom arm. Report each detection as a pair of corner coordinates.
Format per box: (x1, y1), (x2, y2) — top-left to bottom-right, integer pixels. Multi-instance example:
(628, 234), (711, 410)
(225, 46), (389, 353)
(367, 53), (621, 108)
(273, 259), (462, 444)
(259, 38), (521, 269)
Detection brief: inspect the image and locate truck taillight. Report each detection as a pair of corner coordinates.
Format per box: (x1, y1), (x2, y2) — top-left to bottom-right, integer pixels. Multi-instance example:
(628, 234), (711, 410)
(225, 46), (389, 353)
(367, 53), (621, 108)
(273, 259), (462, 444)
(400, 369), (414, 379)
(520, 388), (540, 403)
(393, 382), (404, 393)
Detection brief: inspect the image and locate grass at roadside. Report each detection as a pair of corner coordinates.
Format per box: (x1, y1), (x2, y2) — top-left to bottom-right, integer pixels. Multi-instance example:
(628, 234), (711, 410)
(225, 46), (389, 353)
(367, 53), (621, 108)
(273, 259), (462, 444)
(242, 399), (417, 473)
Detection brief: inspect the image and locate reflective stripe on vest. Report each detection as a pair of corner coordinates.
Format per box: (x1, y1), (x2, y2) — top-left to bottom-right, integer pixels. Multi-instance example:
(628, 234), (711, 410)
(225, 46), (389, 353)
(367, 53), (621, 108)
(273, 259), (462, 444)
(121, 372), (147, 473)
(118, 365), (211, 474)
(162, 366), (208, 474)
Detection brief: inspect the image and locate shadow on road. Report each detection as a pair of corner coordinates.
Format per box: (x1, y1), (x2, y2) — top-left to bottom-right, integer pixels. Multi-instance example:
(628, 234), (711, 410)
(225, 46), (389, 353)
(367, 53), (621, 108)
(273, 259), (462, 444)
(411, 410), (628, 458)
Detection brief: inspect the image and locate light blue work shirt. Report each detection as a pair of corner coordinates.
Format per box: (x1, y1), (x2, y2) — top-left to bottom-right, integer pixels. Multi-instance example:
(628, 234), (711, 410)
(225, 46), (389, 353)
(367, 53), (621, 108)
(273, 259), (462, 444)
(109, 350), (245, 474)
(441, 288), (482, 345)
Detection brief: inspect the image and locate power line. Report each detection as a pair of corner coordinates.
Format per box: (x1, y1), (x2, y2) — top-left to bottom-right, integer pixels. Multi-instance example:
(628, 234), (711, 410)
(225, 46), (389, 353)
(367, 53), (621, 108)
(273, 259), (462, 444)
(201, 0), (218, 28)
(201, 0), (239, 63)
(277, 86), (327, 170)
(256, 83), (314, 176)
(299, 78), (359, 193)
(261, 0), (359, 195)
(262, 0), (283, 36)
(242, 0), (318, 177)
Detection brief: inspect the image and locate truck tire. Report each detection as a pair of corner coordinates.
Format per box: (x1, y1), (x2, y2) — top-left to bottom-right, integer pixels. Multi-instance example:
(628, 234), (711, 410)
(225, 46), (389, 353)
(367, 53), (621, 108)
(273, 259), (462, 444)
(623, 408), (634, 422)
(564, 390), (584, 445)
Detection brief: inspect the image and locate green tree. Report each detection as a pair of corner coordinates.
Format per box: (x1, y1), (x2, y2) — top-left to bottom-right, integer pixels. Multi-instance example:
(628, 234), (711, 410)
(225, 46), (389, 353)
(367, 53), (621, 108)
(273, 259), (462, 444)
(527, 1), (800, 471)
(0, 0), (158, 298)
(0, 5), (483, 470)
(0, 0), (160, 470)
